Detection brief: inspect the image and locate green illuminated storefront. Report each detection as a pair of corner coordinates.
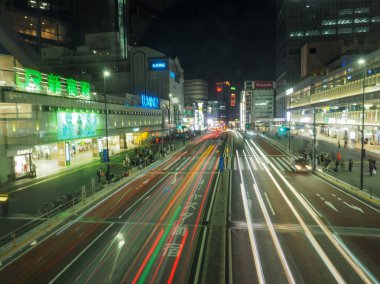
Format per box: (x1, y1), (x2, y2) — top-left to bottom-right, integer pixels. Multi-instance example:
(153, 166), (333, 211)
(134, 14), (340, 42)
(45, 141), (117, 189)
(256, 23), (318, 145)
(0, 65), (162, 184)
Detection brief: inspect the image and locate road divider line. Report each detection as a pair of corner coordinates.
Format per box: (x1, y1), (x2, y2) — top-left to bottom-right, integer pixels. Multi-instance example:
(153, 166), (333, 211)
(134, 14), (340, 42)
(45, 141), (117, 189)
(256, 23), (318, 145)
(49, 223), (113, 284)
(264, 192), (276, 216)
(236, 150), (265, 284)
(243, 150), (294, 284)
(249, 140), (371, 284)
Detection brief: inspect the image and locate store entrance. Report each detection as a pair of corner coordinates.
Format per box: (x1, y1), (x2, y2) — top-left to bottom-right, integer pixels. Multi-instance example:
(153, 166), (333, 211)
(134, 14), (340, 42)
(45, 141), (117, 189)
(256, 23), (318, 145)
(13, 153), (31, 178)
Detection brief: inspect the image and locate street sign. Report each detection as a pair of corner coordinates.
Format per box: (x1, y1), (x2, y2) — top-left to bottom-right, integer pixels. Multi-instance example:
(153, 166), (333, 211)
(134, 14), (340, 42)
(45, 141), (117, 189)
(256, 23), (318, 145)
(102, 149), (109, 162)
(219, 157), (225, 172)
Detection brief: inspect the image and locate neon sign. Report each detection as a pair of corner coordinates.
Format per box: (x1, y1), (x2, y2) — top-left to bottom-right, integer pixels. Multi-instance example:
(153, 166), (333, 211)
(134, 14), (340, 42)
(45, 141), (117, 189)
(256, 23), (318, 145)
(141, 94), (159, 109)
(15, 68), (91, 98)
(149, 59), (168, 71)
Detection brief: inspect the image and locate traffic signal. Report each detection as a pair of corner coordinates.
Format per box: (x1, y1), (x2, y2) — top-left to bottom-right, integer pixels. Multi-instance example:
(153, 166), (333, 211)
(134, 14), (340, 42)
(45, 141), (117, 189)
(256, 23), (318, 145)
(278, 126), (290, 134)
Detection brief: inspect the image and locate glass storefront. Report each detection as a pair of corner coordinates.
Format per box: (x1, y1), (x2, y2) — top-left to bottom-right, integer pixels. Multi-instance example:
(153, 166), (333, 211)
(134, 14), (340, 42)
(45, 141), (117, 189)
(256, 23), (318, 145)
(14, 153), (31, 178)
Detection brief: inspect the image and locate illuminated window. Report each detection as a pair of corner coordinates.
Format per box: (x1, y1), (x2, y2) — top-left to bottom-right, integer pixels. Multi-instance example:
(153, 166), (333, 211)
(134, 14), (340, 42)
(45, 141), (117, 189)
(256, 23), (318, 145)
(322, 29), (336, 35)
(338, 27), (353, 34)
(305, 30), (320, 36)
(354, 17), (369, 24)
(354, 7), (369, 14)
(338, 9), (352, 16)
(322, 19), (336, 26)
(372, 16), (380, 23)
(289, 31), (304, 37)
(338, 18), (352, 25)
(355, 26), (369, 33)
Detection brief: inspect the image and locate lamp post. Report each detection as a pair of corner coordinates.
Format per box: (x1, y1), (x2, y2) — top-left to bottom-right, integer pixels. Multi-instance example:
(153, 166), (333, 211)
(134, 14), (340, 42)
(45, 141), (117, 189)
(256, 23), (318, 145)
(103, 69), (110, 179)
(358, 58), (366, 191)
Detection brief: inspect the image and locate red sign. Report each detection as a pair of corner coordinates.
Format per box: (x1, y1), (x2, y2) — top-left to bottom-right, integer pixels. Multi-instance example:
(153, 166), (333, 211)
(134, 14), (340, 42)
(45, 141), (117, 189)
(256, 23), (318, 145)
(254, 81), (273, 89)
(230, 93), (236, 107)
(217, 87), (222, 92)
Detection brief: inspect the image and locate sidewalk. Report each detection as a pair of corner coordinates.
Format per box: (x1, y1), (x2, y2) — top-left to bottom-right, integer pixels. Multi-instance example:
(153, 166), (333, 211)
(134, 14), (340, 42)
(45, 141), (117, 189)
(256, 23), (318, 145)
(262, 130), (380, 201)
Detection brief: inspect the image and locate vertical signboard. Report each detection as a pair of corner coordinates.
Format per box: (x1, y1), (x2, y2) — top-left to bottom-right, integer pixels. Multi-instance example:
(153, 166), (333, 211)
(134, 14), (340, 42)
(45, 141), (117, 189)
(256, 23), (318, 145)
(65, 142), (71, 166)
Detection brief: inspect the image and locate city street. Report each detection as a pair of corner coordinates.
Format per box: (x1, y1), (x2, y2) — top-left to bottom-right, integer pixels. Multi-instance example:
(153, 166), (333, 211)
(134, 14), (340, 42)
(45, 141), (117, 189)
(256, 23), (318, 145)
(228, 130), (380, 283)
(0, 132), (223, 283)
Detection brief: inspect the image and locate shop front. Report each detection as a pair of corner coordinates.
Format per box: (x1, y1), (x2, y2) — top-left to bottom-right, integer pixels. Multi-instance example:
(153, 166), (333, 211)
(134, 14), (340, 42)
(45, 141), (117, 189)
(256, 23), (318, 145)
(7, 148), (33, 179)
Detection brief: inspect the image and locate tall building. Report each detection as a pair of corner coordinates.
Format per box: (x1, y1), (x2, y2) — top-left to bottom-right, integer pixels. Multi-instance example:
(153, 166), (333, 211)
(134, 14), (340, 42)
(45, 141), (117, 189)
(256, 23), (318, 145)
(0, 0), (78, 53)
(276, 0), (380, 89)
(183, 79), (208, 130)
(215, 81), (240, 126)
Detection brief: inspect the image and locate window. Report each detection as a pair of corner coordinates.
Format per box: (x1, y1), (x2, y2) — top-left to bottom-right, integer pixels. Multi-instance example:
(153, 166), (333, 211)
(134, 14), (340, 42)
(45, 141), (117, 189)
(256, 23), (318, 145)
(354, 17), (369, 24)
(289, 31), (304, 37)
(322, 19), (336, 26)
(305, 30), (320, 36)
(354, 7), (369, 14)
(338, 9), (352, 16)
(322, 29), (336, 35)
(372, 16), (380, 23)
(309, 48), (317, 54)
(338, 27), (353, 34)
(338, 18), (352, 25)
(355, 26), (369, 33)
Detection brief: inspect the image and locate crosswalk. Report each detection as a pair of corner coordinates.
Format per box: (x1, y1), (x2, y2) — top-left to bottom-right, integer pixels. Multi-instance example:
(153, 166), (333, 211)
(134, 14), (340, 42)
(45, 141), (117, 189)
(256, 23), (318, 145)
(233, 155), (293, 172)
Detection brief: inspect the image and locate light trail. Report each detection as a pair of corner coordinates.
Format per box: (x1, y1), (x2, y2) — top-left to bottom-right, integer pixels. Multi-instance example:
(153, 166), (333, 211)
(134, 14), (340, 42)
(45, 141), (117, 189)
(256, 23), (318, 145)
(236, 149), (265, 284)
(167, 229), (189, 284)
(246, 140), (348, 283)
(243, 149), (295, 284)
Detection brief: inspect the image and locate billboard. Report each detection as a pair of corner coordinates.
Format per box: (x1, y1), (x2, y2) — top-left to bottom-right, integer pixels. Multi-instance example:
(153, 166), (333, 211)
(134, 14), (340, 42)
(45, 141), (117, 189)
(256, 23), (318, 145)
(57, 112), (97, 140)
(254, 81), (273, 89)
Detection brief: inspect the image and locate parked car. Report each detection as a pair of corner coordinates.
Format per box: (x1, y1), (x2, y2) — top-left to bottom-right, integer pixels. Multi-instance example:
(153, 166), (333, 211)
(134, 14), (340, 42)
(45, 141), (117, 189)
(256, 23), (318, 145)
(291, 156), (311, 172)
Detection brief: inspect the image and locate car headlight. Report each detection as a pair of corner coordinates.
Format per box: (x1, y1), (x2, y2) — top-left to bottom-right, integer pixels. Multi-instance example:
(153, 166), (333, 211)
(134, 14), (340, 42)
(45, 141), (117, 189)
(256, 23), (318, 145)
(306, 165), (311, 169)
(295, 165), (301, 170)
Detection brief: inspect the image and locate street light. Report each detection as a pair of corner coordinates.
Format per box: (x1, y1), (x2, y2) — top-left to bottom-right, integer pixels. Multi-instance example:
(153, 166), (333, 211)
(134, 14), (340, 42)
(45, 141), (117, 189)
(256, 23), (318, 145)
(358, 58), (366, 191)
(103, 69), (111, 180)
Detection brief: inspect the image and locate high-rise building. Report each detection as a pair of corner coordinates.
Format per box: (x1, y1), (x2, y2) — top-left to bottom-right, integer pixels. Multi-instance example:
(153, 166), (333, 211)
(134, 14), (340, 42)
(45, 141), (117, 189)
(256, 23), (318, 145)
(215, 81), (240, 126)
(0, 0), (78, 52)
(183, 79), (208, 130)
(276, 0), (380, 88)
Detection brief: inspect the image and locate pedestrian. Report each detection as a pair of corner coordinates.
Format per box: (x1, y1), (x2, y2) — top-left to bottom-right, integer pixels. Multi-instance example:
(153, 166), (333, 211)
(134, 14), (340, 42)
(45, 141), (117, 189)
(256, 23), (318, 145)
(344, 140), (348, 149)
(338, 140), (341, 149)
(348, 158), (353, 172)
(340, 159), (345, 172)
(334, 159), (339, 172)
(96, 167), (103, 182)
(31, 163), (37, 177)
(369, 159), (374, 176)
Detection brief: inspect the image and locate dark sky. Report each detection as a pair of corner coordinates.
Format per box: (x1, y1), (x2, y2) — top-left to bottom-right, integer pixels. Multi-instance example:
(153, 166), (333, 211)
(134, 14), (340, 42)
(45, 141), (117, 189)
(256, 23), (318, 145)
(141, 0), (276, 86)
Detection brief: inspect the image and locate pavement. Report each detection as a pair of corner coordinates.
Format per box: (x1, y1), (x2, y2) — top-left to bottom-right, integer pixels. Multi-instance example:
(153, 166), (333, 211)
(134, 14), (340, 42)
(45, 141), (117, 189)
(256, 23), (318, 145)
(260, 130), (380, 201)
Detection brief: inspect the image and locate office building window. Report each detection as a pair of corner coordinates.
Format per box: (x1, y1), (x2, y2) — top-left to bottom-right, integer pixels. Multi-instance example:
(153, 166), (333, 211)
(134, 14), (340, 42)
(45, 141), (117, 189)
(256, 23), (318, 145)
(354, 17), (369, 24)
(338, 18), (353, 25)
(27, 0), (50, 10)
(322, 29), (336, 35)
(354, 7), (369, 14)
(372, 16), (380, 23)
(289, 31), (304, 37)
(305, 30), (320, 36)
(355, 26), (369, 33)
(338, 27), (353, 34)
(338, 9), (352, 16)
(322, 19), (336, 26)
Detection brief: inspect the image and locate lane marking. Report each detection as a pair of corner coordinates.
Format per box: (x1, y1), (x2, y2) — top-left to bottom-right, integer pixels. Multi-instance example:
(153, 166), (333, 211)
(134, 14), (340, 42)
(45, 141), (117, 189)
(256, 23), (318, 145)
(249, 140), (373, 283)
(343, 202), (364, 214)
(249, 157), (258, 171)
(49, 223), (113, 283)
(324, 201), (339, 212)
(264, 192), (276, 216)
(300, 193), (322, 218)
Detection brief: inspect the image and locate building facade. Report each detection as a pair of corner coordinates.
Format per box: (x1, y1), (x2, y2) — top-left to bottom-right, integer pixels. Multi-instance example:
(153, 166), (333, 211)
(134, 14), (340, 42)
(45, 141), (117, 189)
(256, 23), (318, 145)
(286, 48), (380, 147)
(276, 0), (380, 92)
(0, 54), (162, 184)
(183, 79), (208, 130)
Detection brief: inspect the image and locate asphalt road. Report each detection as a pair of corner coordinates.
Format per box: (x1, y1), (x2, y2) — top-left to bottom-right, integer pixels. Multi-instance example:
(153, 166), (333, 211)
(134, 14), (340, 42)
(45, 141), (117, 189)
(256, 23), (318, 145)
(229, 130), (380, 283)
(0, 132), (224, 283)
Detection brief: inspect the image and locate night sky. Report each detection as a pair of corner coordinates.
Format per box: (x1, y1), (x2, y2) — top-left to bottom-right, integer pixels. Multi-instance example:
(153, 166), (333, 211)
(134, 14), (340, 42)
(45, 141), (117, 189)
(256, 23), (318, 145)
(142, 0), (276, 88)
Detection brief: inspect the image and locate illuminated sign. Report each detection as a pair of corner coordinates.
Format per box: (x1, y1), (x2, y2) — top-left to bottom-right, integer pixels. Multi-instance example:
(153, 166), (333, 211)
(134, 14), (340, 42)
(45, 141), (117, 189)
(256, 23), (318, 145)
(16, 149), (33, 155)
(170, 71), (175, 78)
(254, 81), (273, 89)
(57, 112), (97, 140)
(65, 142), (71, 166)
(15, 68), (91, 98)
(230, 93), (236, 107)
(141, 94), (159, 109)
(149, 59), (168, 71)
(231, 86), (236, 90)
(217, 87), (222, 92)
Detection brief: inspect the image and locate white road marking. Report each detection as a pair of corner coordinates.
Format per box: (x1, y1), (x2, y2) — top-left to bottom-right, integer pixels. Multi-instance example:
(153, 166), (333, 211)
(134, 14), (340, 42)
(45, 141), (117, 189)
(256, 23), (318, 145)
(264, 192), (276, 216)
(324, 201), (339, 212)
(249, 157), (258, 171)
(49, 223), (113, 284)
(344, 202), (364, 214)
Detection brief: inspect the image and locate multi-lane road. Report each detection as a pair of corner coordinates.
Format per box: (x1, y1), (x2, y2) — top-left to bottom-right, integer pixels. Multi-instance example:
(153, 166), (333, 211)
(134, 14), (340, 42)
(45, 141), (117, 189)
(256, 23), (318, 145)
(1, 129), (380, 283)
(0, 131), (224, 283)
(230, 130), (380, 283)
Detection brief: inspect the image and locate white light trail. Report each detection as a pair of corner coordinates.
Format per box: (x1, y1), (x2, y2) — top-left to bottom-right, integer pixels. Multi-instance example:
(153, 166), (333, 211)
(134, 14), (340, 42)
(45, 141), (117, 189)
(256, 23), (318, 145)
(243, 150), (295, 284)
(236, 150), (265, 284)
